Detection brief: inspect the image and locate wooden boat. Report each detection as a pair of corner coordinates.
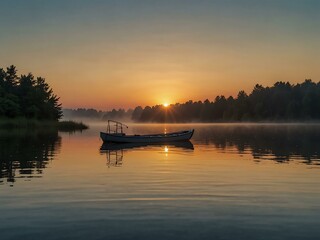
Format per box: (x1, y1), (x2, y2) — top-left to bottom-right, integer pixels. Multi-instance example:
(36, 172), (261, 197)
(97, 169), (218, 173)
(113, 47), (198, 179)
(100, 120), (194, 143)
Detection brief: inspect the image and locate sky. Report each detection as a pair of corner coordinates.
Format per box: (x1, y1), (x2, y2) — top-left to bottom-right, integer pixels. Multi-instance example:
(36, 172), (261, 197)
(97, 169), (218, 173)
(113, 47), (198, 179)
(1, 0), (319, 110)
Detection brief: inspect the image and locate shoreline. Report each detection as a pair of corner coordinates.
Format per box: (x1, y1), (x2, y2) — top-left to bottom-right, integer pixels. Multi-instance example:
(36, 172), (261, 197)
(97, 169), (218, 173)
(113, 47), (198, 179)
(0, 118), (88, 131)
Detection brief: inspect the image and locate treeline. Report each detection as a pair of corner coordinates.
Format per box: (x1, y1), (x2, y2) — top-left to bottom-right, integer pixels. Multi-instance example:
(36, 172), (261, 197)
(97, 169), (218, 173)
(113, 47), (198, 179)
(132, 80), (320, 122)
(63, 79), (320, 123)
(63, 108), (133, 121)
(0, 65), (62, 120)
(63, 108), (103, 119)
(102, 108), (133, 121)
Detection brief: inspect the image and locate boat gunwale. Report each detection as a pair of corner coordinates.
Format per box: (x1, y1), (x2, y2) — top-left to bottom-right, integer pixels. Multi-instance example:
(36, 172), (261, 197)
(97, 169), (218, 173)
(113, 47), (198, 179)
(102, 130), (193, 138)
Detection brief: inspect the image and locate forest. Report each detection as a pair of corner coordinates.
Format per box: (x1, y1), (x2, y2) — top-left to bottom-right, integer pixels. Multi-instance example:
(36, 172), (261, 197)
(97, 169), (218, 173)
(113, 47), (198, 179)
(63, 79), (320, 123)
(131, 79), (320, 122)
(0, 65), (62, 120)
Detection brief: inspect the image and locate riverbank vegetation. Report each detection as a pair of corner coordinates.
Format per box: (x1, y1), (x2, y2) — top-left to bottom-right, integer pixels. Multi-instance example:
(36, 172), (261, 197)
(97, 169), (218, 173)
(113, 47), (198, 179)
(0, 65), (62, 120)
(0, 118), (88, 131)
(0, 65), (87, 130)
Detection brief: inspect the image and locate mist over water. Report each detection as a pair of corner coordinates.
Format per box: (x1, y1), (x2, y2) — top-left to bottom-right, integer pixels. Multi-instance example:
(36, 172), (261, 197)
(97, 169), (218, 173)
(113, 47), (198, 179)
(1, 123), (320, 240)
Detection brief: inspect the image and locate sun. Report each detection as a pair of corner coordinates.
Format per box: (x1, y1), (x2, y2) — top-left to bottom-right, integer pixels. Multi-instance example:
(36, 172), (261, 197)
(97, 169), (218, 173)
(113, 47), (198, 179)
(163, 103), (169, 107)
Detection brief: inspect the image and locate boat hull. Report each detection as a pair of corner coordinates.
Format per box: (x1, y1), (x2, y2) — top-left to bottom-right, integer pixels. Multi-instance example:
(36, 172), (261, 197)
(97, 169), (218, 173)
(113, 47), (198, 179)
(100, 129), (194, 143)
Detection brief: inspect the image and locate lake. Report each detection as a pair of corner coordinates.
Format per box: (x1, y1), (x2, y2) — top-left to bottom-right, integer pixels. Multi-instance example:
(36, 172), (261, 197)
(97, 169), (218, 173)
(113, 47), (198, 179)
(1, 123), (320, 240)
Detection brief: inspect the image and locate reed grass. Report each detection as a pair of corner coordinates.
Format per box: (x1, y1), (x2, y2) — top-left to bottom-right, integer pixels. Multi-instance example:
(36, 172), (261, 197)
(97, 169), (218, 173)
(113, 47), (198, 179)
(0, 118), (88, 131)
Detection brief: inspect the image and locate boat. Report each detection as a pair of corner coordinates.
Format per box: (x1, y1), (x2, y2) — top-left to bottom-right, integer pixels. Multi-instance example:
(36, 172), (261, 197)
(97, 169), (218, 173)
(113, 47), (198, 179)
(100, 120), (194, 143)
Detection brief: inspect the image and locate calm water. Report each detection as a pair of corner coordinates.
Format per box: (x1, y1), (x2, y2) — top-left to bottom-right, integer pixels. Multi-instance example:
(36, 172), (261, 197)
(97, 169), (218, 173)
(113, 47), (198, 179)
(1, 123), (320, 240)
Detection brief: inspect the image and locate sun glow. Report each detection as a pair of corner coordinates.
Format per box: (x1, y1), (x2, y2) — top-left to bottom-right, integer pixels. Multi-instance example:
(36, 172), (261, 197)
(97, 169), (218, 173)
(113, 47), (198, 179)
(163, 103), (169, 107)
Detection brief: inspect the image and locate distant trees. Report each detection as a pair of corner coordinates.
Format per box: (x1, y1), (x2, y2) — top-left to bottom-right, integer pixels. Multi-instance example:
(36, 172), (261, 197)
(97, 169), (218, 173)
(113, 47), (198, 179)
(102, 108), (133, 121)
(63, 108), (102, 119)
(132, 80), (320, 122)
(0, 65), (62, 120)
(53, 78), (320, 123)
(63, 108), (133, 121)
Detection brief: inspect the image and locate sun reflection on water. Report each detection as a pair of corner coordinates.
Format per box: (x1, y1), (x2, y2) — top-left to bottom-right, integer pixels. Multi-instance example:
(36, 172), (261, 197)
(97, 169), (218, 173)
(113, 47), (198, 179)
(164, 146), (169, 157)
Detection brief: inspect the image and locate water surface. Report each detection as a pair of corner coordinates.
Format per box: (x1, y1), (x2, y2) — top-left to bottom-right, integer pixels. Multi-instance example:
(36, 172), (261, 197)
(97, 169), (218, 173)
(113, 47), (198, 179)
(1, 123), (320, 240)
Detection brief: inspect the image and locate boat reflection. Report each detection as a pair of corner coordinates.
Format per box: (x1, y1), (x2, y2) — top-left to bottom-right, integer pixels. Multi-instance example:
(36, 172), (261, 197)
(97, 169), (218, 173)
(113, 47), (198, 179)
(100, 141), (194, 151)
(100, 141), (194, 167)
(103, 149), (124, 168)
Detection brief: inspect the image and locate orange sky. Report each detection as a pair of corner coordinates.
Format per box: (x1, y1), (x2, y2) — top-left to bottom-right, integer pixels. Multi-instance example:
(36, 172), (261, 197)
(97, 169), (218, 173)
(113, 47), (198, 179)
(1, 1), (319, 110)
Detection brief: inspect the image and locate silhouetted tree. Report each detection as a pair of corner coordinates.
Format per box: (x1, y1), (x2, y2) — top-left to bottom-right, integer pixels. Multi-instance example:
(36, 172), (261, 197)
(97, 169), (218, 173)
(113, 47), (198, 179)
(0, 66), (62, 120)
